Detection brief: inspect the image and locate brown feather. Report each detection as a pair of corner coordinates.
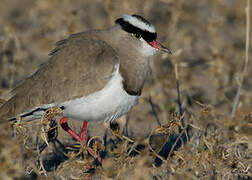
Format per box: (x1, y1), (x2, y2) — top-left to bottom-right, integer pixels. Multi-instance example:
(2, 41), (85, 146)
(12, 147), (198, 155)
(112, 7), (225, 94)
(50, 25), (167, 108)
(0, 25), (152, 121)
(0, 31), (119, 120)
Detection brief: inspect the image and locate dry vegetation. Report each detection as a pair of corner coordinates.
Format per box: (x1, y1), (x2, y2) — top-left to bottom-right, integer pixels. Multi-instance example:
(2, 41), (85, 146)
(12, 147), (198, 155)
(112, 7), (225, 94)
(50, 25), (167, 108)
(0, 0), (252, 179)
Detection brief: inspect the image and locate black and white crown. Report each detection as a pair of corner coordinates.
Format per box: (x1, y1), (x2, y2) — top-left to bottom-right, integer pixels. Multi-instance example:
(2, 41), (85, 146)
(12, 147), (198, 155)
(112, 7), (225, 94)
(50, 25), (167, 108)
(115, 14), (157, 43)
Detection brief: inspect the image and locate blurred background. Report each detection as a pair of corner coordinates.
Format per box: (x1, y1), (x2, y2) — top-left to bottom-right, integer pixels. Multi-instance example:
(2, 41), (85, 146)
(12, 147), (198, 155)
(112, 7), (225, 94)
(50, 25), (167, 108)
(0, 0), (251, 179)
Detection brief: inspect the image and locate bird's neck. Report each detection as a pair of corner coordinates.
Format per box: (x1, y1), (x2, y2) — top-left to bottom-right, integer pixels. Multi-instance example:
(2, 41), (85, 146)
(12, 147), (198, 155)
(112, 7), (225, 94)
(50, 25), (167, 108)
(101, 25), (151, 96)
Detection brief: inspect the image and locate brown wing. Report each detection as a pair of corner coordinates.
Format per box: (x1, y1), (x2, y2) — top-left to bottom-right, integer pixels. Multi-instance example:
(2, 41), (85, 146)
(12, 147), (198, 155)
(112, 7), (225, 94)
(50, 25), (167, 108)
(0, 33), (119, 120)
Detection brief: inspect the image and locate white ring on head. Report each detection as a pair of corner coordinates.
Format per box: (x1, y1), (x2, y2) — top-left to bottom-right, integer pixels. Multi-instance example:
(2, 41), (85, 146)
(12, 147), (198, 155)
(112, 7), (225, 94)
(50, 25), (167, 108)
(122, 14), (156, 33)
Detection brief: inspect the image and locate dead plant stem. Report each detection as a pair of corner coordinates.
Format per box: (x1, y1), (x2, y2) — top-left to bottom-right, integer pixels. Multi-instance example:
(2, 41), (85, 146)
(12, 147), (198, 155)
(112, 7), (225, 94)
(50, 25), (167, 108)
(231, 0), (250, 118)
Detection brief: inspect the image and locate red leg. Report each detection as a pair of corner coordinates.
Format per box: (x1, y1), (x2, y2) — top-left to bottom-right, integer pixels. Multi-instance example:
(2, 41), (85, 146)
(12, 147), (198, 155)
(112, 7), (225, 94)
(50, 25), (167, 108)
(59, 117), (103, 164)
(60, 117), (82, 142)
(80, 121), (88, 142)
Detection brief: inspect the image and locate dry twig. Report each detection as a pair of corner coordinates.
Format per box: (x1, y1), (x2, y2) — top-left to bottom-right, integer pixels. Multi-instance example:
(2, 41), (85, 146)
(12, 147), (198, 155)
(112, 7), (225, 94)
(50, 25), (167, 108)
(231, 0), (251, 118)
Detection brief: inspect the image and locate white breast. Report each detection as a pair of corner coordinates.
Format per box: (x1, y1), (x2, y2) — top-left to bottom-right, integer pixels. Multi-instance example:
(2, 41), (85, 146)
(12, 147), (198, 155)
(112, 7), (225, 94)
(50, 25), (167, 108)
(61, 64), (138, 122)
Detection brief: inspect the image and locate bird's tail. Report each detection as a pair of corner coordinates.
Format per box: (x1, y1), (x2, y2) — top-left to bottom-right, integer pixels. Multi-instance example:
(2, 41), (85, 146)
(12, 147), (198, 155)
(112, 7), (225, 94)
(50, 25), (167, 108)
(0, 98), (63, 124)
(0, 97), (16, 123)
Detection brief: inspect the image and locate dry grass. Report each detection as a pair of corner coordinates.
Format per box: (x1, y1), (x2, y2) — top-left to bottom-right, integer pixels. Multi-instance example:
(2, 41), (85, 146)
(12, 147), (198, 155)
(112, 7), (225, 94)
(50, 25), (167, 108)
(231, 0), (251, 119)
(0, 0), (252, 179)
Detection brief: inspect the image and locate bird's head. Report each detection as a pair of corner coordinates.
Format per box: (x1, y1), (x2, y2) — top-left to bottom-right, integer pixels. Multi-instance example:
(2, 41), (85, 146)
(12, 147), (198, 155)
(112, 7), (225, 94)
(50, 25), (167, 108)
(115, 14), (172, 57)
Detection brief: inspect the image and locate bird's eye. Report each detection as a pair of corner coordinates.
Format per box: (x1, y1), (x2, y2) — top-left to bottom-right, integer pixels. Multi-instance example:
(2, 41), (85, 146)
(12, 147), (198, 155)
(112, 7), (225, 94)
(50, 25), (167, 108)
(133, 33), (142, 39)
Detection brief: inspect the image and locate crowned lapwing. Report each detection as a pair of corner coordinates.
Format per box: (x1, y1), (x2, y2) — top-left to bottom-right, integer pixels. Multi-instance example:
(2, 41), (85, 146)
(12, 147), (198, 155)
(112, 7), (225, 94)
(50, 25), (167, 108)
(0, 14), (171, 148)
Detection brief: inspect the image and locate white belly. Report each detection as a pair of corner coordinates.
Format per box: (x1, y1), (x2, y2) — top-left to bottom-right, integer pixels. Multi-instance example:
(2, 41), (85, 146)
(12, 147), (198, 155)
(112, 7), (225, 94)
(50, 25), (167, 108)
(61, 66), (138, 122)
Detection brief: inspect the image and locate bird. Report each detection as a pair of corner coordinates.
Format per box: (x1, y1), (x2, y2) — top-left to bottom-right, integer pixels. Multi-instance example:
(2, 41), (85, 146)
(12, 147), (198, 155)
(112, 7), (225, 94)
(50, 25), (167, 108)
(0, 14), (171, 146)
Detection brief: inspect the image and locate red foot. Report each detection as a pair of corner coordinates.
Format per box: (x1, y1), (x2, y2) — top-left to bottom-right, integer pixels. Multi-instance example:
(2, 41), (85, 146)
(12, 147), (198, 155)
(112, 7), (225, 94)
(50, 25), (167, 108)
(59, 117), (102, 163)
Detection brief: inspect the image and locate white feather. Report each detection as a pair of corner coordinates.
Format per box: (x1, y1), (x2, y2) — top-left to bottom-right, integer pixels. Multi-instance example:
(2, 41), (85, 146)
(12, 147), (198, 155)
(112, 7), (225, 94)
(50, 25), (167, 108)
(123, 14), (156, 33)
(61, 64), (138, 122)
(139, 38), (158, 57)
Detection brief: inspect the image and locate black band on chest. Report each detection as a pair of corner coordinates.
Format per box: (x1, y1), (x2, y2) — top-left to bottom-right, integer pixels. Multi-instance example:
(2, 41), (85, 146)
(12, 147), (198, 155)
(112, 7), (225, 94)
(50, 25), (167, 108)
(122, 81), (142, 96)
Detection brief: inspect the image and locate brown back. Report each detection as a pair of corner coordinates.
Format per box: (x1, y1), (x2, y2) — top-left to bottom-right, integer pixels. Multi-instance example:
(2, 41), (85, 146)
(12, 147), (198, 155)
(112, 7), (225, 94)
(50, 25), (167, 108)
(0, 32), (119, 120)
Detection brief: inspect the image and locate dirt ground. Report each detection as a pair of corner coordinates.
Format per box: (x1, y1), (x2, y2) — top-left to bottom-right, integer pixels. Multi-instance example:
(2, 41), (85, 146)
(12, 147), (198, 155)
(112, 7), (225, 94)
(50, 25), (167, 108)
(0, 0), (252, 179)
